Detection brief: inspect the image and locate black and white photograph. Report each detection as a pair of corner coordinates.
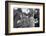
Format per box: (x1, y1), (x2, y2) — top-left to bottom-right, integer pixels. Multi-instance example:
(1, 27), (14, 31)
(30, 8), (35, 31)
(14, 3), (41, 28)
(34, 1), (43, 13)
(13, 8), (39, 28)
(5, 1), (45, 35)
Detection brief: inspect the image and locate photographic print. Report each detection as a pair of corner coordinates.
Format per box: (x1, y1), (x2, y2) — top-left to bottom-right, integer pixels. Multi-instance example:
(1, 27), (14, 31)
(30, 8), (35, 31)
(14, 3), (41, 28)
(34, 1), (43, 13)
(13, 8), (39, 28)
(5, 1), (45, 35)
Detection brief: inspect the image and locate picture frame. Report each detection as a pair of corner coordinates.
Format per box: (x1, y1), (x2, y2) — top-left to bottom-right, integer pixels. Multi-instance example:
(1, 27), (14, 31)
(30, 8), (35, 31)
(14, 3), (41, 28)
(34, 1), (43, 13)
(5, 1), (45, 35)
